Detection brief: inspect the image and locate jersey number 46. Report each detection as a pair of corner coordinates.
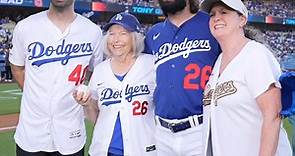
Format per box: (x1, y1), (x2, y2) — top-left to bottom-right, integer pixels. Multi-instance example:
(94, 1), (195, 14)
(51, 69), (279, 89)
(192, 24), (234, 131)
(68, 64), (89, 85)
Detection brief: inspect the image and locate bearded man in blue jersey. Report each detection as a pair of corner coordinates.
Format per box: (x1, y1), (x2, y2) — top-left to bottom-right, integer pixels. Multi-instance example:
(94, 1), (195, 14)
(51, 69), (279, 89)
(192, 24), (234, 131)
(144, 0), (220, 155)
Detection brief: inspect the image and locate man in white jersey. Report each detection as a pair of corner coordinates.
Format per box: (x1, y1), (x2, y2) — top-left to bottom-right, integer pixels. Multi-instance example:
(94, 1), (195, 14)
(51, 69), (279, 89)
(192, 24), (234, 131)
(9, 0), (103, 155)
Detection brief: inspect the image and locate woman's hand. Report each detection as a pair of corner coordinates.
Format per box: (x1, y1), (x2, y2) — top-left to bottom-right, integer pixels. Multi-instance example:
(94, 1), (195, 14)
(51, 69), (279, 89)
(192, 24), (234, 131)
(73, 84), (99, 123)
(73, 84), (91, 106)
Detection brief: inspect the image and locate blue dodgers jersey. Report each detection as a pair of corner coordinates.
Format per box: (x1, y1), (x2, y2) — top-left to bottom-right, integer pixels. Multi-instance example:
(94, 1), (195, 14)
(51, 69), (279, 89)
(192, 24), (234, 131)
(145, 11), (220, 119)
(280, 71), (295, 117)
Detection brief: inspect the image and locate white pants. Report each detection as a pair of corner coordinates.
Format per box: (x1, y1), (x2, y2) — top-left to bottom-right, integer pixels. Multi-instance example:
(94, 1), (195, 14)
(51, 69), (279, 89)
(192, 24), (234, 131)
(155, 118), (203, 156)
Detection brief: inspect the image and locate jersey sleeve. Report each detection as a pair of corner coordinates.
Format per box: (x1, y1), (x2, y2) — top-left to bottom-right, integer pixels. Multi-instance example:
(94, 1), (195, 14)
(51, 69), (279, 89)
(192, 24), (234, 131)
(88, 65), (102, 100)
(143, 25), (159, 55)
(89, 29), (103, 71)
(89, 70), (98, 100)
(245, 43), (281, 98)
(9, 23), (25, 66)
(143, 33), (152, 54)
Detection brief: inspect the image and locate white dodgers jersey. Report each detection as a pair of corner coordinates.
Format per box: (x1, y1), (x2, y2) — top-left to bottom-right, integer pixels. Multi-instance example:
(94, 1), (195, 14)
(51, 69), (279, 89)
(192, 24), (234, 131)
(88, 54), (157, 156)
(203, 41), (292, 156)
(9, 11), (103, 154)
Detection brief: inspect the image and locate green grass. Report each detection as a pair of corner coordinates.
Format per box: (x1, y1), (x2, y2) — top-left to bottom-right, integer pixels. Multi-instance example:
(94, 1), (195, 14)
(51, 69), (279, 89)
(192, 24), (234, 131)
(0, 83), (21, 115)
(0, 119), (293, 155)
(284, 118), (294, 144)
(0, 83), (95, 155)
(0, 120), (94, 156)
(84, 120), (95, 155)
(0, 131), (15, 156)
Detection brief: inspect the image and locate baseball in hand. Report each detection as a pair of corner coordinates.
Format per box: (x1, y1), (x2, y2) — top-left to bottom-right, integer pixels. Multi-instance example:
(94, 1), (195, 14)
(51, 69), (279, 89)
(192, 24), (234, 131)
(76, 84), (90, 105)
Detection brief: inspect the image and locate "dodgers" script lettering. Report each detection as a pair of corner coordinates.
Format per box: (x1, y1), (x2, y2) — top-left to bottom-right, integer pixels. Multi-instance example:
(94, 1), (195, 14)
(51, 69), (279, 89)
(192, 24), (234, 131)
(154, 38), (211, 68)
(28, 39), (93, 66)
(100, 84), (150, 106)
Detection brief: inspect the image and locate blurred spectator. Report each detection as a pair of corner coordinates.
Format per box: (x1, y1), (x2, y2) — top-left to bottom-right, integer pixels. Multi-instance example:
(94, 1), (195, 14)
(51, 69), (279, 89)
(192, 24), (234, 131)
(244, 0), (295, 18)
(0, 16), (14, 83)
(94, 0), (295, 17)
(4, 48), (12, 82)
(0, 47), (12, 82)
(262, 30), (295, 58)
(0, 49), (5, 81)
(96, 0), (159, 7)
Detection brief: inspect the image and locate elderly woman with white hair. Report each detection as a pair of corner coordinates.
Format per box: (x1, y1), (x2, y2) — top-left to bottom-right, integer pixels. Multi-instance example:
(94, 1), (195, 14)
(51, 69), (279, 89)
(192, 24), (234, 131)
(73, 12), (157, 156)
(200, 0), (292, 156)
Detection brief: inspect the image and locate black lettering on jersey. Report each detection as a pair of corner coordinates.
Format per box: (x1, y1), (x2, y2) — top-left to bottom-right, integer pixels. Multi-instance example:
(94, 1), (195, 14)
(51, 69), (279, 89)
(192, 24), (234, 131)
(146, 145), (156, 152)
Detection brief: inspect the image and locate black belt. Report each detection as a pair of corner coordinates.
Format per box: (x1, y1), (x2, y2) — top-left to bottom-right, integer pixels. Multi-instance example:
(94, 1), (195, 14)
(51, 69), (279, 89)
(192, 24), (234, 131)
(158, 116), (203, 133)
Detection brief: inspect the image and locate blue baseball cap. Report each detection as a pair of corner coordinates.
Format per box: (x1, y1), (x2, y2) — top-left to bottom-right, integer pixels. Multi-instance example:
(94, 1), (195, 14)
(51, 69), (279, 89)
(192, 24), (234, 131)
(104, 12), (141, 32)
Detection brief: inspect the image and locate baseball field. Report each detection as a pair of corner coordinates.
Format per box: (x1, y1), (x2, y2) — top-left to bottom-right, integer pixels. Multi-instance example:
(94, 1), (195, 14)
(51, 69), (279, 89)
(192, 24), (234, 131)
(0, 83), (94, 156)
(0, 83), (293, 156)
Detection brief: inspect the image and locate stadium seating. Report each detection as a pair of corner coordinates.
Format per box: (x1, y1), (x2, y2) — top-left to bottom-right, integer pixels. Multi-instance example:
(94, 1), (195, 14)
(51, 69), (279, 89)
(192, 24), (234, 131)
(244, 0), (295, 18)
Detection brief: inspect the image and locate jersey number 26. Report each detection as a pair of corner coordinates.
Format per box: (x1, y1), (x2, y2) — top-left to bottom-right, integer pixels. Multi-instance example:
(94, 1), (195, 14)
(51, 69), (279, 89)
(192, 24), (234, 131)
(184, 64), (212, 90)
(132, 100), (148, 116)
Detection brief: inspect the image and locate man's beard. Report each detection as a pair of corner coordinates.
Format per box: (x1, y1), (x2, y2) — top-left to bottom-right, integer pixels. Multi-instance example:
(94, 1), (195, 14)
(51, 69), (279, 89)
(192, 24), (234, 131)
(159, 0), (187, 16)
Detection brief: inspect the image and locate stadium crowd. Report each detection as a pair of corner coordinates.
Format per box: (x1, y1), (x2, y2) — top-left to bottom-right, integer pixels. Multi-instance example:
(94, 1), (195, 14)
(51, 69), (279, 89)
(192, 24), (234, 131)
(244, 0), (295, 18)
(263, 30), (295, 58)
(95, 0), (295, 18)
(0, 17), (13, 83)
(97, 0), (158, 7)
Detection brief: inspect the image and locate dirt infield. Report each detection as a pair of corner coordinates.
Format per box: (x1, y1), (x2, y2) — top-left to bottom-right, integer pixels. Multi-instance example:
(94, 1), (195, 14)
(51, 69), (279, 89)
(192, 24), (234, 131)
(0, 113), (19, 132)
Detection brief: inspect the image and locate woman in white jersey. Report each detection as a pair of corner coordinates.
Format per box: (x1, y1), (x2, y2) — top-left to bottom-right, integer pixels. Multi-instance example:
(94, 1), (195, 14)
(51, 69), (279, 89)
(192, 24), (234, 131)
(200, 0), (292, 155)
(73, 12), (157, 156)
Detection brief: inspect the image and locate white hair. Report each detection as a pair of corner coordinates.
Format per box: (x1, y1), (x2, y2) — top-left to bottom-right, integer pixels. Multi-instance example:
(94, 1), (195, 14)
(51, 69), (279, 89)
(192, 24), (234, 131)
(101, 31), (145, 58)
